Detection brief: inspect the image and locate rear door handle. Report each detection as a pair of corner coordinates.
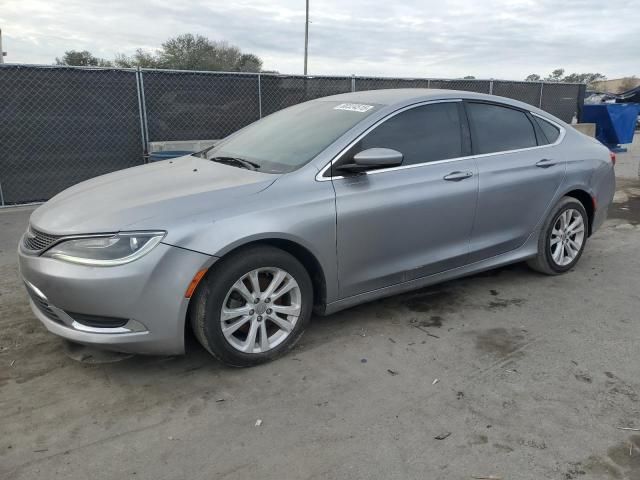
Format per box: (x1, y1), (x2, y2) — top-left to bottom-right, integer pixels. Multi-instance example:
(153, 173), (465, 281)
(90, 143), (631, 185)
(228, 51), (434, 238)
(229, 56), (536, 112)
(443, 171), (473, 181)
(536, 158), (556, 168)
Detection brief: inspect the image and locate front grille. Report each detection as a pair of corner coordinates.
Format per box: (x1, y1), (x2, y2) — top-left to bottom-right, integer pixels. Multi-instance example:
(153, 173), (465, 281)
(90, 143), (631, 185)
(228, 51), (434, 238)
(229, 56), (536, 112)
(22, 226), (63, 252)
(25, 284), (62, 323)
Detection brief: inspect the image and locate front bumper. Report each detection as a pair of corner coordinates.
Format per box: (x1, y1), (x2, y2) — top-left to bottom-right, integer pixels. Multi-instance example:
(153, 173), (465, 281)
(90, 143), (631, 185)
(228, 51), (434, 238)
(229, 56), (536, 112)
(18, 242), (214, 355)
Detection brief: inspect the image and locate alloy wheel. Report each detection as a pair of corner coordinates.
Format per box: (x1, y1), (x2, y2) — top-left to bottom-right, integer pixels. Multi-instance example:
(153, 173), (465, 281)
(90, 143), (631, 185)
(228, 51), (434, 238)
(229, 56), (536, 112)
(220, 267), (302, 353)
(550, 208), (585, 267)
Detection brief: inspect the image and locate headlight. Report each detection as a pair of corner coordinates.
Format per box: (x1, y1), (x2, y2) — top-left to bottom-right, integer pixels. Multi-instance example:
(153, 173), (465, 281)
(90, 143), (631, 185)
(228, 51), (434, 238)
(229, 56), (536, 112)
(43, 231), (166, 266)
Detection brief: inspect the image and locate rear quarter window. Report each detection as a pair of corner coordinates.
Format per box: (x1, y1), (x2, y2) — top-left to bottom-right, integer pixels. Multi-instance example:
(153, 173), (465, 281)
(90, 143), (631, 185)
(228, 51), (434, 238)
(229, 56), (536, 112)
(533, 116), (561, 144)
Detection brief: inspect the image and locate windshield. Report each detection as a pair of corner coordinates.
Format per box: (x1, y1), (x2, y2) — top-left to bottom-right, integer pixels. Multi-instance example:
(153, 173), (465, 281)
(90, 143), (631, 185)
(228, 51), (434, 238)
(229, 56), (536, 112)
(205, 100), (381, 173)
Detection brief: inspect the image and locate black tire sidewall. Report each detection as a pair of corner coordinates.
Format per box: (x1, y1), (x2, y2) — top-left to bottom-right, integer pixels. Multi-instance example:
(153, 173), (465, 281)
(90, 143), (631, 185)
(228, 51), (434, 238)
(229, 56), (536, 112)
(543, 199), (588, 273)
(199, 247), (313, 366)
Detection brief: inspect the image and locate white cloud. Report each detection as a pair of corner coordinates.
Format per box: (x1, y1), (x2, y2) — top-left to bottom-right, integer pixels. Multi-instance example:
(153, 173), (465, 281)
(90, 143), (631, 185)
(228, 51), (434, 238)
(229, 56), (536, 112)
(1, 0), (638, 79)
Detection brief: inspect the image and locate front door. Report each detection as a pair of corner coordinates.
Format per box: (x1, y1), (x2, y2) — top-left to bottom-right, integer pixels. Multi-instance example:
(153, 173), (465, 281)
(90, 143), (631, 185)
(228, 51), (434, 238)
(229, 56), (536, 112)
(330, 101), (479, 299)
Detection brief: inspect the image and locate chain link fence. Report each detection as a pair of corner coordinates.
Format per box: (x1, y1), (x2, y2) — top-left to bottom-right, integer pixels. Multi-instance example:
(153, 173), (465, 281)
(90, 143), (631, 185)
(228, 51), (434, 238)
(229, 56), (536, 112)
(141, 70), (261, 141)
(0, 65), (143, 205)
(0, 65), (586, 206)
(260, 75), (352, 117)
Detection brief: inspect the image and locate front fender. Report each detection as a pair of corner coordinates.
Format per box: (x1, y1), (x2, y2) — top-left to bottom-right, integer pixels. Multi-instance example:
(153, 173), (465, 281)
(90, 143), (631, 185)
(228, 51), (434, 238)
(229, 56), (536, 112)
(163, 171), (339, 303)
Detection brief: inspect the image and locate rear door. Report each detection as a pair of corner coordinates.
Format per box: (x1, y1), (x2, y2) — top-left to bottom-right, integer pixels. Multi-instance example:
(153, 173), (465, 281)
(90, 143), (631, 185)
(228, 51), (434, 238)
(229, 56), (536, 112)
(330, 101), (479, 298)
(465, 101), (566, 262)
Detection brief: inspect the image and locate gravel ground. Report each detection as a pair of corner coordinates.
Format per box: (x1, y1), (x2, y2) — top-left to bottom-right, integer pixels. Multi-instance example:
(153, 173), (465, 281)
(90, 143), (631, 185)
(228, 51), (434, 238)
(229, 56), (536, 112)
(1, 134), (639, 480)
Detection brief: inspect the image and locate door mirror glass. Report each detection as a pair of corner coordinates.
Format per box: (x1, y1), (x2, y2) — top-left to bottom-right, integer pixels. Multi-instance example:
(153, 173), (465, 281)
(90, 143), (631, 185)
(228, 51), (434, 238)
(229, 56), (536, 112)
(337, 148), (403, 173)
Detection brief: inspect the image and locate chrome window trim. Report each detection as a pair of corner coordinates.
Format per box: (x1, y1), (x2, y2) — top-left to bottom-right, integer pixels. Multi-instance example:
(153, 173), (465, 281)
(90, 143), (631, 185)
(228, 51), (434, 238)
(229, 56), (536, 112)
(315, 101), (567, 182)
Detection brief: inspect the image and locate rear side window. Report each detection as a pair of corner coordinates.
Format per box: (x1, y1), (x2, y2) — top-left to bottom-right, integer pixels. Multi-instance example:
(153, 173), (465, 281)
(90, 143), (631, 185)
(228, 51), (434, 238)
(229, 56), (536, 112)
(348, 102), (463, 166)
(466, 102), (537, 154)
(533, 116), (561, 144)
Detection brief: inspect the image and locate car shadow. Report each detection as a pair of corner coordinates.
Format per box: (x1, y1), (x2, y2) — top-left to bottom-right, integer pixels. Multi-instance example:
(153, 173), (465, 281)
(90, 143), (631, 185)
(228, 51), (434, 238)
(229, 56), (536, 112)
(64, 261), (535, 376)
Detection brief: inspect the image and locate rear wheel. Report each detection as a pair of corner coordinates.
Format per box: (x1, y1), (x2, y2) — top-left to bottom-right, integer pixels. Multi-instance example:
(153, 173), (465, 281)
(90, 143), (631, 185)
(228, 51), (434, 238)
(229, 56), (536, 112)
(527, 197), (588, 275)
(191, 246), (313, 366)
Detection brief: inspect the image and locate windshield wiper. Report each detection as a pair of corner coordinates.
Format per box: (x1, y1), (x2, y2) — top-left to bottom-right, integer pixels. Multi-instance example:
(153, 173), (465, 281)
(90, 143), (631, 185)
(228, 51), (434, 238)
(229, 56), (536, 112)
(210, 156), (261, 171)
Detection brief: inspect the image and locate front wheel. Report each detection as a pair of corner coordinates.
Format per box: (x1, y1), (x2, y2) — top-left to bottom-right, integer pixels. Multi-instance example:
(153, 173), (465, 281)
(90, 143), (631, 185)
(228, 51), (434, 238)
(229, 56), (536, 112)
(527, 197), (588, 275)
(190, 245), (313, 366)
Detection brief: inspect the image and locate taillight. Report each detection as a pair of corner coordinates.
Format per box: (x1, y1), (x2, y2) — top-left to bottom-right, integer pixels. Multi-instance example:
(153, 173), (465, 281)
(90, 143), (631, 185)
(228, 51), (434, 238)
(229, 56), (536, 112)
(609, 151), (616, 166)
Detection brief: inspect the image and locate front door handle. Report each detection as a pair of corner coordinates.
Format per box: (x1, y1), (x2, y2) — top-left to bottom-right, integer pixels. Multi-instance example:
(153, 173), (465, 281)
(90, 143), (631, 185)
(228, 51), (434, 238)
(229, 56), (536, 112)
(443, 171), (473, 181)
(536, 158), (556, 168)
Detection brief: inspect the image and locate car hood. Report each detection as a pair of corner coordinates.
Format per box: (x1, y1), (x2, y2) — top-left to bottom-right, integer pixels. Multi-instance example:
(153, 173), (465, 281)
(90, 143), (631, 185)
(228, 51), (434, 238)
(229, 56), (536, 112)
(30, 155), (278, 235)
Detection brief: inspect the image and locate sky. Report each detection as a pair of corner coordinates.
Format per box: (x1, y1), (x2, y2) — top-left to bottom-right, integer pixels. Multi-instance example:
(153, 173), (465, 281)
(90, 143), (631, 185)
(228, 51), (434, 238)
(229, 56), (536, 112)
(1, 0), (638, 80)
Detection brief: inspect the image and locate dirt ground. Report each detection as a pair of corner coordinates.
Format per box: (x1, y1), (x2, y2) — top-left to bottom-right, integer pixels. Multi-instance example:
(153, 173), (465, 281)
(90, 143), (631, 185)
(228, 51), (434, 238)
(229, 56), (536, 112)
(1, 136), (639, 480)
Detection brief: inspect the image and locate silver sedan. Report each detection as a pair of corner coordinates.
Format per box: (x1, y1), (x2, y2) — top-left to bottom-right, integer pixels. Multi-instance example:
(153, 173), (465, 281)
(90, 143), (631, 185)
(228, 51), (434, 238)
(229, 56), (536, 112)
(18, 89), (616, 366)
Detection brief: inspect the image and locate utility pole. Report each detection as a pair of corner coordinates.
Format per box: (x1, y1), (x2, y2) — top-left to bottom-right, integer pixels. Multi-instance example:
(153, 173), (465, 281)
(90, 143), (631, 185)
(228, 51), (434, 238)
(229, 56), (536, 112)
(303, 0), (309, 75)
(0, 28), (6, 64)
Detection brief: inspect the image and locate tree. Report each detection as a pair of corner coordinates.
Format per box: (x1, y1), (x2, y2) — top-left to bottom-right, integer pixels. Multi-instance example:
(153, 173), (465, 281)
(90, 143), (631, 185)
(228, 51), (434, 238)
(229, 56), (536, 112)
(57, 35), (265, 72)
(562, 72), (606, 85)
(159, 34), (217, 70)
(55, 50), (112, 67)
(114, 49), (159, 68)
(524, 69), (607, 88)
(462, 75), (476, 79)
(158, 34), (262, 72)
(545, 68), (565, 82)
(113, 34), (263, 72)
(235, 53), (263, 72)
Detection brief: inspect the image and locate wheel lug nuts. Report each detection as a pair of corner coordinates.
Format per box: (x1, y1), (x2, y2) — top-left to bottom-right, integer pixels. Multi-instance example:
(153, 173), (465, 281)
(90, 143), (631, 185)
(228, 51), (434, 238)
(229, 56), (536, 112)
(254, 298), (260, 304)
(266, 308), (272, 314)
(265, 298), (271, 303)
(249, 309), (255, 315)
(257, 316), (263, 321)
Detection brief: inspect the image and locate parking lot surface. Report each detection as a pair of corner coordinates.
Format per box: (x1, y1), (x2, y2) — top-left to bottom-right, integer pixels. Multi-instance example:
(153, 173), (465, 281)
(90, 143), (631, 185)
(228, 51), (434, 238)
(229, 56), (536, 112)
(1, 136), (639, 480)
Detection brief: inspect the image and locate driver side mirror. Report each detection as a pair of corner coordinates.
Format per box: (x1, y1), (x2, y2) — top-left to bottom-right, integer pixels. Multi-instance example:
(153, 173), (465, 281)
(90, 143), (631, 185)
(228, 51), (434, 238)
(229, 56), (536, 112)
(336, 148), (404, 173)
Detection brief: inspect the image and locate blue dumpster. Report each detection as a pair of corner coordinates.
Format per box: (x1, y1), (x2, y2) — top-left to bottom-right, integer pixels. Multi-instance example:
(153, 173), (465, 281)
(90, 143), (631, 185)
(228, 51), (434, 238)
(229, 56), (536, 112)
(148, 150), (194, 162)
(582, 103), (639, 150)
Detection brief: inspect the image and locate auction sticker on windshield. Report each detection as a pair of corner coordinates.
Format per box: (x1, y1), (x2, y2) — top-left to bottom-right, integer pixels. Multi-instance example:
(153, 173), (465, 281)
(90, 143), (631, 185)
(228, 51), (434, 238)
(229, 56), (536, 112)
(333, 103), (375, 113)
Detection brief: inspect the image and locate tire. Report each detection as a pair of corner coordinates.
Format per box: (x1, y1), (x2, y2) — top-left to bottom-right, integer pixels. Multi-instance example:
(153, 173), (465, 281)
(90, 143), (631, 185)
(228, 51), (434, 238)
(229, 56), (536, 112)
(527, 196), (588, 275)
(190, 245), (313, 366)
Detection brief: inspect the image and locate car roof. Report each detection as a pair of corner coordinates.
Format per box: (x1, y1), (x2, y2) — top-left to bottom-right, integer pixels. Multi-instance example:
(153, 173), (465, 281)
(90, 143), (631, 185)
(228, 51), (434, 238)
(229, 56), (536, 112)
(318, 88), (556, 120)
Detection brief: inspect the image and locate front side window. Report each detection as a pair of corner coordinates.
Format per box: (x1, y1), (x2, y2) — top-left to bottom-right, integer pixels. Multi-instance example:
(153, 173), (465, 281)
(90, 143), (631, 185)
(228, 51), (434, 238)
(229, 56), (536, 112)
(206, 100), (381, 173)
(466, 102), (537, 154)
(338, 102), (463, 169)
